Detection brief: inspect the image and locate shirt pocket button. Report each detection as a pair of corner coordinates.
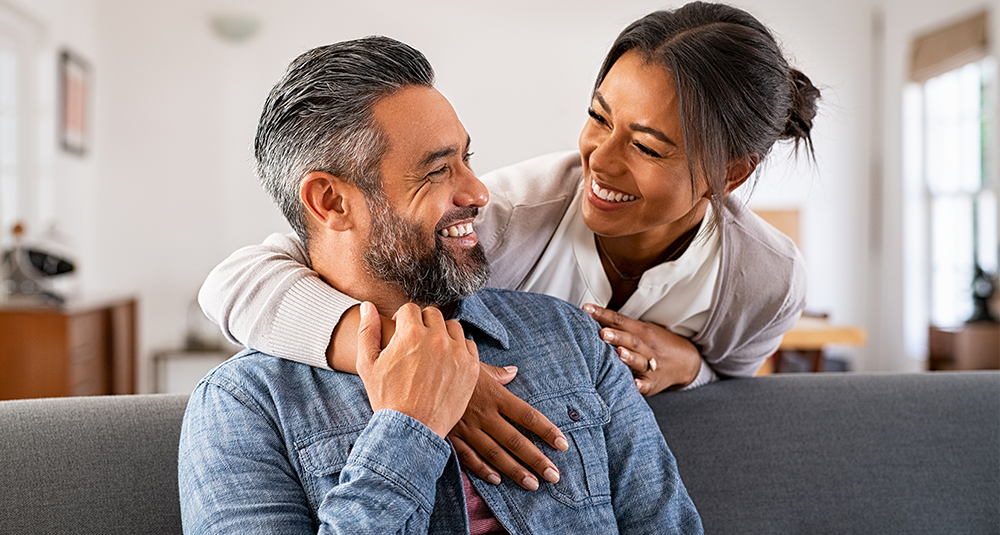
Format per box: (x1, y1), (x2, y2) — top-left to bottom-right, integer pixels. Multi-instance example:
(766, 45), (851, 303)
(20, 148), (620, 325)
(567, 409), (580, 421)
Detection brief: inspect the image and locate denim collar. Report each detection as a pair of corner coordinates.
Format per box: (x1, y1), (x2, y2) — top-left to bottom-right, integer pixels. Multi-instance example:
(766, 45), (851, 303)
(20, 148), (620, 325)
(451, 292), (510, 350)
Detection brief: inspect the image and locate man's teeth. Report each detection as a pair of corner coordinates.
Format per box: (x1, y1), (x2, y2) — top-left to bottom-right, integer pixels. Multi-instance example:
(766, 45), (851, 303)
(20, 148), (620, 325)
(591, 180), (636, 203)
(439, 222), (474, 237)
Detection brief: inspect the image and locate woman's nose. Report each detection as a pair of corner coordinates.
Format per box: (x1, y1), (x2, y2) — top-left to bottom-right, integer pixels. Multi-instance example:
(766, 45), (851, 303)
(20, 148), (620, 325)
(583, 127), (623, 177)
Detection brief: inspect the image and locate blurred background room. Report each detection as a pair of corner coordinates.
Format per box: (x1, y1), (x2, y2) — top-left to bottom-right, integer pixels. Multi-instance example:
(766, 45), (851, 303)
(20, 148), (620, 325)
(0, 0), (997, 396)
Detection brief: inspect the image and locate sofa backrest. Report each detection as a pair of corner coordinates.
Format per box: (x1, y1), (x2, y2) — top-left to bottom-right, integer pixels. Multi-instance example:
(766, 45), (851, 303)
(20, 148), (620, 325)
(0, 373), (997, 534)
(648, 371), (1000, 535)
(0, 393), (189, 535)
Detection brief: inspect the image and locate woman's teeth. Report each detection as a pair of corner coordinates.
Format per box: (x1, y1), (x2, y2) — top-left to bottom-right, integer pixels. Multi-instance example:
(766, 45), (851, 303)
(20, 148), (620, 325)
(439, 222), (474, 238)
(591, 180), (636, 203)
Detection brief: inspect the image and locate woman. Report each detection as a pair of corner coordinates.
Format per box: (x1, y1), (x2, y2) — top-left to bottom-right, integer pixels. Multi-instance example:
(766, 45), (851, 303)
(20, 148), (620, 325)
(201, 1), (818, 488)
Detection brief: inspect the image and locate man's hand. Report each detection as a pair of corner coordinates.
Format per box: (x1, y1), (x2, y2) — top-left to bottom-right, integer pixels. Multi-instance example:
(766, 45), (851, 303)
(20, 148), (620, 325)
(583, 303), (701, 395)
(356, 302), (480, 438)
(449, 363), (569, 491)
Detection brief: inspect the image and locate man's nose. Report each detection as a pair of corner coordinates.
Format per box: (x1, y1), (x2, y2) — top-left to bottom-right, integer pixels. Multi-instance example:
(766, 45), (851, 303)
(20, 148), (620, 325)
(453, 165), (489, 208)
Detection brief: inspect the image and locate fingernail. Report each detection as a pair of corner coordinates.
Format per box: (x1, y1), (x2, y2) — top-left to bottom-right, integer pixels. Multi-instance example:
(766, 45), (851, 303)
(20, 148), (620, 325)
(602, 331), (614, 342)
(522, 476), (539, 491)
(543, 467), (560, 483)
(503, 366), (518, 374)
(619, 348), (630, 359)
(582, 304), (595, 314)
(487, 473), (501, 485)
(554, 436), (568, 450)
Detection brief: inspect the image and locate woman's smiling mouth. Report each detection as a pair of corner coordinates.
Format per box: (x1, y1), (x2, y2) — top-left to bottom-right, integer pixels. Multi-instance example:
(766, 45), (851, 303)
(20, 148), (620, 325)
(591, 180), (636, 203)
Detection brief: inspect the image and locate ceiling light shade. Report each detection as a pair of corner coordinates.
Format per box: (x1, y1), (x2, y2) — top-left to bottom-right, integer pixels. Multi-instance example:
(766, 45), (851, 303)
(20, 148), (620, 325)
(210, 14), (260, 42)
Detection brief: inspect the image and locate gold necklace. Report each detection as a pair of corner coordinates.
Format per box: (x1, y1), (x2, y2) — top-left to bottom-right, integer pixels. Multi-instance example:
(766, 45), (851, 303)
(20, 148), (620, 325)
(595, 224), (700, 282)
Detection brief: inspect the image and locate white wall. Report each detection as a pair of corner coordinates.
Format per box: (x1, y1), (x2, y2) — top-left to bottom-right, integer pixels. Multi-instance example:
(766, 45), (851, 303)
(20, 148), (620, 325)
(9, 0), (993, 390)
(2, 0), (99, 276)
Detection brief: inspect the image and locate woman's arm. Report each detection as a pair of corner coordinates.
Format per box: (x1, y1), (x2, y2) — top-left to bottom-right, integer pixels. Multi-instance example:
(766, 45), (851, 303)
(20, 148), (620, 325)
(198, 232), (358, 369)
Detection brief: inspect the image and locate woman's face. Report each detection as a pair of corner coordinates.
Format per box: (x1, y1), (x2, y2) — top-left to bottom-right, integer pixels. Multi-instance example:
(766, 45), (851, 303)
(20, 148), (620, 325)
(578, 50), (709, 241)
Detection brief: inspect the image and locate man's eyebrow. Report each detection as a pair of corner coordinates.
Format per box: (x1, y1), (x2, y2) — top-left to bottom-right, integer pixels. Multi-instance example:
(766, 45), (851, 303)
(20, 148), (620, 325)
(593, 91), (677, 147)
(418, 135), (472, 168)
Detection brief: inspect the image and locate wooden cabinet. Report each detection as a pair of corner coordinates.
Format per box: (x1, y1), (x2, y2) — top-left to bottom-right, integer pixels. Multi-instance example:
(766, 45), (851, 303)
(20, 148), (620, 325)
(0, 297), (135, 400)
(929, 323), (1000, 371)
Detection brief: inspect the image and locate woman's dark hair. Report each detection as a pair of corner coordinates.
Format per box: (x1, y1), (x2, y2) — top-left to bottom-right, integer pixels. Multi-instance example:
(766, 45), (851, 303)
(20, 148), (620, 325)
(595, 2), (820, 221)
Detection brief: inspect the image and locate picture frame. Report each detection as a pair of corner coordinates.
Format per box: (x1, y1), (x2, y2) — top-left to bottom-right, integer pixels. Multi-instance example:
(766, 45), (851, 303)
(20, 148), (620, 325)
(59, 49), (89, 156)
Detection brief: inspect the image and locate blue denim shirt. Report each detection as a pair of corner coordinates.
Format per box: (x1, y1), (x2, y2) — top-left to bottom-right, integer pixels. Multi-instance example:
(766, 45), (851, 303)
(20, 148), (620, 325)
(178, 288), (702, 534)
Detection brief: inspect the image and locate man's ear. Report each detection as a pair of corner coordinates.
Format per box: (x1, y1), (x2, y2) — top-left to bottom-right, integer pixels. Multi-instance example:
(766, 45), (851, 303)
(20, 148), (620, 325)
(300, 171), (361, 231)
(722, 153), (760, 195)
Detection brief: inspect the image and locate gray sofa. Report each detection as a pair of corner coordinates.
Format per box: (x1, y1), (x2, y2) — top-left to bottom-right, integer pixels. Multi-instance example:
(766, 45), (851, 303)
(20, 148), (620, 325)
(0, 371), (997, 534)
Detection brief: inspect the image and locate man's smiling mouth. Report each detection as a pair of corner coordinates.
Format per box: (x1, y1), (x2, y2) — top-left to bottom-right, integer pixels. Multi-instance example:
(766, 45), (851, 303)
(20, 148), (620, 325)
(438, 222), (474, 237)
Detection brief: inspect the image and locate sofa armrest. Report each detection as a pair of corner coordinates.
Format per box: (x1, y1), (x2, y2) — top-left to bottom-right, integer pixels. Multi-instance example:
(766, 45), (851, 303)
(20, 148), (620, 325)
(0, 394), (189, 535)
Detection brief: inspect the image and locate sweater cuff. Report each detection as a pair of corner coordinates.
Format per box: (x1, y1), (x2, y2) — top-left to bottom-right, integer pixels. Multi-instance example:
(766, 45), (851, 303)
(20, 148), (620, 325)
(270, 276), (361, 370)
(680, 359), (718, 391)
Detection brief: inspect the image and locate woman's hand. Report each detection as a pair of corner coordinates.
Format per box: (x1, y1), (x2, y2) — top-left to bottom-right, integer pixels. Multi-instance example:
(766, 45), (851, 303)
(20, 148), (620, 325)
(583, 303), (701, 396)
(449, 363), (569, 490)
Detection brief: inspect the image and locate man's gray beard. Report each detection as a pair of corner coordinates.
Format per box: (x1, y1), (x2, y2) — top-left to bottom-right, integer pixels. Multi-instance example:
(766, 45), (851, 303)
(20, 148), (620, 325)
(363, 200), (490, 308)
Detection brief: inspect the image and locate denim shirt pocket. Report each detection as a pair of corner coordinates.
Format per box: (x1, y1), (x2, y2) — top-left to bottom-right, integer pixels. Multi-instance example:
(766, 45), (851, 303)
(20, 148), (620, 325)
(295, 425), (367, 509)
(527, 389), (612, 508)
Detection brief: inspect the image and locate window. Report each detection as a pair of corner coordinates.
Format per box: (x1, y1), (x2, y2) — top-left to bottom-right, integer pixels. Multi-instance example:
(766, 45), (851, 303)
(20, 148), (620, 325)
(0, 5), (38, 249)
(0, 33), (19, 242)
(922, 58), (998, 327)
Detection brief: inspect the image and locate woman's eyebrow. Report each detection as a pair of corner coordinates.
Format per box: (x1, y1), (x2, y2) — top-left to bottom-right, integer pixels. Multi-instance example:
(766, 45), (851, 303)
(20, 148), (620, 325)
(631, 123), (677, 147)
(593, 91), (677, 147)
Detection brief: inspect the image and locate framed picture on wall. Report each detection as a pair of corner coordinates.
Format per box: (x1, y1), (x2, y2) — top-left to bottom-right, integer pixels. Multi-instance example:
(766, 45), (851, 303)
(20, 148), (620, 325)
(59, 49), (89, 156)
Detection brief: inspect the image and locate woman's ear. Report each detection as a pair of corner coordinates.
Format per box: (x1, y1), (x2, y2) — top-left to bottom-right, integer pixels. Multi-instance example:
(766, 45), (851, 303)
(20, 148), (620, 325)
(300, 171), (359, 232)
(723, 153), (760, 195)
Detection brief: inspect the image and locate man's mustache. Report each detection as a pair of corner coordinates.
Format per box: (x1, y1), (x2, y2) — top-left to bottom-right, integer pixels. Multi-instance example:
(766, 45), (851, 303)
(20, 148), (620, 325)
(435, 207), (480, 233)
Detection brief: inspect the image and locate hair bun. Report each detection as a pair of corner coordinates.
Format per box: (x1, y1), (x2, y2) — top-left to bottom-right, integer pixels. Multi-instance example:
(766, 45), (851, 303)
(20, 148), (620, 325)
(783, 69), (821, 153)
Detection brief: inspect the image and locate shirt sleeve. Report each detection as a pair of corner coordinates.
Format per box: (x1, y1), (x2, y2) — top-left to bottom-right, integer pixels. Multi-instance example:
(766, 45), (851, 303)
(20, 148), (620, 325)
(198, 232), (359, 369)
(316, 410), (454, 534)
(178, 381), (453, 535)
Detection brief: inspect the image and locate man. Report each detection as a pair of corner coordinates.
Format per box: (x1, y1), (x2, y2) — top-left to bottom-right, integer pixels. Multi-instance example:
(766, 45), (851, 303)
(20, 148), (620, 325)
(178, 36), (702, 534)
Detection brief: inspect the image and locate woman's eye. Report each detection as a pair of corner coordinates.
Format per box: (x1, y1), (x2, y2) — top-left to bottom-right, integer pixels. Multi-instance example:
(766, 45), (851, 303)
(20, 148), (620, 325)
(587, 107), (609, 126)
(634, 143), (662, 158)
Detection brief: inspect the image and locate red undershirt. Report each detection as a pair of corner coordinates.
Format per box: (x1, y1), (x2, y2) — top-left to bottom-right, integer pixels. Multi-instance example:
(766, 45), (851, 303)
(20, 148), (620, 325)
(461, 470), (508, 534)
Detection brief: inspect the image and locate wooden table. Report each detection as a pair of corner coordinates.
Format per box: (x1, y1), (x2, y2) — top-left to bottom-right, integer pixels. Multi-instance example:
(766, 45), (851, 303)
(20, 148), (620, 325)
(765, 316), (867, 373)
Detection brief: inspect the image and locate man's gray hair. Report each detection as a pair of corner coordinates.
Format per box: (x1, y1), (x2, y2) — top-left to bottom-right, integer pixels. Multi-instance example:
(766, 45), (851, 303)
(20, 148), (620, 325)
(254, 37), (435, 250)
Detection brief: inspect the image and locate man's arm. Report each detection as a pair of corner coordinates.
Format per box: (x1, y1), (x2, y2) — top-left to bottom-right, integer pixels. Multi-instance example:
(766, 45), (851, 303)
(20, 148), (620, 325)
(178, 383), (456, 534)
(179, 303), (480, 534)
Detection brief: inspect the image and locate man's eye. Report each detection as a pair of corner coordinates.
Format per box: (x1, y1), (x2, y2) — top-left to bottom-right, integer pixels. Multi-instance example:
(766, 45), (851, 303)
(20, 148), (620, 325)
(463, 151), (474, 164)
(426, 165), (448, 180)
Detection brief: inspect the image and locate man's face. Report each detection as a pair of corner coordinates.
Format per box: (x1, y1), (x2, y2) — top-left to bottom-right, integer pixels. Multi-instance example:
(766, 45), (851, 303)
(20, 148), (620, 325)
(363, 85), (491, 307)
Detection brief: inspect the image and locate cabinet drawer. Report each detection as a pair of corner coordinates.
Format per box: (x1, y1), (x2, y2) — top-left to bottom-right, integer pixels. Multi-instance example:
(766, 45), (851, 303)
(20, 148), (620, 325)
(67, 310), (110, 396)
